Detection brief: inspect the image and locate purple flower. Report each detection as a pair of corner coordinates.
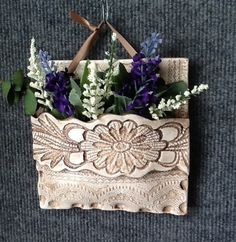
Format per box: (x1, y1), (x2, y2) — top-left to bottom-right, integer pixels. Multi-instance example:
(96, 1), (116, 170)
(45, 72), (69, 95)
(127, 88), (150, 110)
(53, 94), (74, 116)
(120, 53), (161, 113)
(127, 86), (157, 113)
(112, 33), (164, 118)
(132, 52), (145, 62)
(131, 55), (161, 86)
(45, 71), (74, 116)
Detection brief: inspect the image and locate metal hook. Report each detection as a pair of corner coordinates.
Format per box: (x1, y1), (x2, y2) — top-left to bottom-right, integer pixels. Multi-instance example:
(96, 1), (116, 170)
(101, 0), (109, 21)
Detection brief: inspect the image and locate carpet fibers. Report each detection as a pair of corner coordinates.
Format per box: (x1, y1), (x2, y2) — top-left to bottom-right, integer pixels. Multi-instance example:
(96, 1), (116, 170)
(0, 0), (235, 241)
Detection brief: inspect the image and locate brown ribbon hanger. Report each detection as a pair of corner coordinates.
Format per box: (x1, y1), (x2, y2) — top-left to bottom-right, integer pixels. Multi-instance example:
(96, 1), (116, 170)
(68, 0), (137, 73)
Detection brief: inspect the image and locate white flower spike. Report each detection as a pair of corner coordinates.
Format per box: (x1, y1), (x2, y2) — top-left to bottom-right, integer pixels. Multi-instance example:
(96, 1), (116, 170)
(149, 83), (209, 119)
(27, 38), (52, 110)
(82, 62), (106, 119)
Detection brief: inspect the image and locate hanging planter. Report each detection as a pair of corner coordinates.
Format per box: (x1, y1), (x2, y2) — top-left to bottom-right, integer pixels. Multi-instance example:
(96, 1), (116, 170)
(1, 9), (208, 215)
(32, 58), (190, 215)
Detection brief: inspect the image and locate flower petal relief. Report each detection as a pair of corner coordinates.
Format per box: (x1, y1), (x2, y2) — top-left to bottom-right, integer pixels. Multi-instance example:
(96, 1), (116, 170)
(80, 120), (167, 174)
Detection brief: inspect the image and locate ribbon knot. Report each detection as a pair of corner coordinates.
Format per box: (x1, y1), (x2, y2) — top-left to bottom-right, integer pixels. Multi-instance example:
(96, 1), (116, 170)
(68, 11), (137, 73)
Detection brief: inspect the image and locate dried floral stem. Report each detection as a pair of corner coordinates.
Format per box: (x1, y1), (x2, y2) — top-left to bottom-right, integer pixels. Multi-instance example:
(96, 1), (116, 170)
(149, 84), (209, 119)
(104, 32), (118, 97)
(27, 38), (53, 110)
(82, 62), (106, 119)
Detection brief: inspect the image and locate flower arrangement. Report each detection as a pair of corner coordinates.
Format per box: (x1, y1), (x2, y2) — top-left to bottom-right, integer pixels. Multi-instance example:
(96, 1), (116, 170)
(1, 33), (208, 120)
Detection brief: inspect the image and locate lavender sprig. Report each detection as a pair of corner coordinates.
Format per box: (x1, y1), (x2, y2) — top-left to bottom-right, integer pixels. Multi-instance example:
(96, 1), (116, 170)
(140, 32), (162, 58)
(39, 50), (56, 74)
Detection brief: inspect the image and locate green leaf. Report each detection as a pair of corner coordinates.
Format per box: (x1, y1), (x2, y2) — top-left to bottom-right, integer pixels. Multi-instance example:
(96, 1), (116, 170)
(105, 105), (116, 113)
(50, 109), (65, 120)
(69, 78), (84, 110)
(158, 81), (188, 98)
(24, 88), (37, 115)
(97, 71), (105, 79)
(23, 76), (31, 88)
(14, 92), (20, 104)
(1, 80), (11, 97)
(7, 86), (15, 105)
(74, 108), (86, 120)
(70, 78), (81, 96)
(112, 63), (130, 91)
(80, 60), (90, 91)
(155, 87), (169, 98)
(12, 69), (24, 91)
(113, 94), (132, 114)
(69, 89), (83, 109)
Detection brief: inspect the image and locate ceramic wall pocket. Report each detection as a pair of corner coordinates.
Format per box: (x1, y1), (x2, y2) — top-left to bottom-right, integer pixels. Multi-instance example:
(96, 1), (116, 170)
(32, 58), (190, 215)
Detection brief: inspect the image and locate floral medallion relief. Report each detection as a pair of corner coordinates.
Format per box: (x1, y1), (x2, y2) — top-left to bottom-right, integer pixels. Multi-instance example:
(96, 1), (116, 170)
(32, 113), (189, 177)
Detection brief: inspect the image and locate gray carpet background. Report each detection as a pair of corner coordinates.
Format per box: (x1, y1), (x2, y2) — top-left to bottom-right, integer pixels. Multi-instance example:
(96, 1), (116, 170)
(0, 0), (235, 241)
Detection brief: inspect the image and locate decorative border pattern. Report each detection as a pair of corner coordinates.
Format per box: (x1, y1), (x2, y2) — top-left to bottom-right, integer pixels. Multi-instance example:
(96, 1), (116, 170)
(32, 113), (189, 177)
(38, 165), (188, 215)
